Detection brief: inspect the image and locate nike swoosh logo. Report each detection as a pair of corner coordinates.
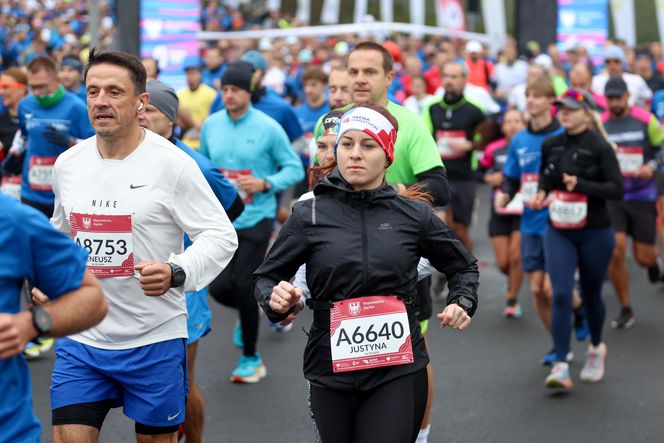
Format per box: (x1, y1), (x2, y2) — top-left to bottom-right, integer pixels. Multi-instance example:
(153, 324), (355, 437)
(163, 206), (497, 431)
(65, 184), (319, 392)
(129, 184), (148, 189)
(167, 411), (181, 421)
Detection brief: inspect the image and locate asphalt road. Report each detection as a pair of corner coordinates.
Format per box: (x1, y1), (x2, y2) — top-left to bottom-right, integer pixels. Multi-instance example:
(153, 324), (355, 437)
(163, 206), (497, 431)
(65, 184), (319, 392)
(30, 185), (664, 442)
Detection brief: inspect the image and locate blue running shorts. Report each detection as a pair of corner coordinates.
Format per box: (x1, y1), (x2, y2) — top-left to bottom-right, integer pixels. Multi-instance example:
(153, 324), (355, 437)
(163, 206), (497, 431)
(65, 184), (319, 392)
(521, 233), (546, 273)
(186, 288), (212, 345)
(51, 338), (188, 427)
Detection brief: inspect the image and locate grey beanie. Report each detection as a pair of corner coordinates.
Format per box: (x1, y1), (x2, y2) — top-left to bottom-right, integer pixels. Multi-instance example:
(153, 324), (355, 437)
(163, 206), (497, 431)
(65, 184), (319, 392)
(146, 80), (179, 122)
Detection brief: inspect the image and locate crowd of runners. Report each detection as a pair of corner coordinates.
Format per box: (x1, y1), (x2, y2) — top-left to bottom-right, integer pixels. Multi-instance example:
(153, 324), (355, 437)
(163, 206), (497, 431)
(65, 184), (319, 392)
(2, 10), (664, 442)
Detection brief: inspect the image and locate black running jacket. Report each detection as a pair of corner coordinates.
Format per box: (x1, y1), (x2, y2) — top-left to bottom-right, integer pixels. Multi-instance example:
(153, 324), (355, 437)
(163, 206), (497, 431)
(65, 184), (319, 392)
(252, 169), (479, 391)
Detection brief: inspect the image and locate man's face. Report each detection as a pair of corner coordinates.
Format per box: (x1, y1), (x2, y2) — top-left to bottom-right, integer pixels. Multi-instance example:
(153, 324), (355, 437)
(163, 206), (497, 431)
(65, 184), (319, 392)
(634, 57), (652, 78)
(185, 68), (201, 89)
(27, 68), (59, 97)
(525, 92), (552, 117)
(142, 59), (158, 80)
(221, 84), (251, 114)
(86, 63), (147, 138)
(442, 63), (465, 96)
(605, 58), (623, 77)
(607, 93), (629, 117)
(304, 79), (325, 105)
(206, 49), (223, 70)
(569, 65), (591, 90)
(347, 49), (393, 104)
(138, 103), (173, 139)
(59, 66), (81, 91)
(328, 69), (351, 109)
(526, 65), (546, 84)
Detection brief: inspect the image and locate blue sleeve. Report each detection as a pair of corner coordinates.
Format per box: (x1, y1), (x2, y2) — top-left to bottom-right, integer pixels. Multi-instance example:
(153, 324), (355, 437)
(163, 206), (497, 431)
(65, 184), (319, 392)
(266, 124), (305, 191)
(502, 136), (521, 180)
(175, 139), (237, 210)
(198, 121), (210, 158)
(209, 92), (223, 115)
(281, 106), (305, 141)
(18, 99), (27, 135)
(15, 200), (87, 299)
(73, 100), (95, 139)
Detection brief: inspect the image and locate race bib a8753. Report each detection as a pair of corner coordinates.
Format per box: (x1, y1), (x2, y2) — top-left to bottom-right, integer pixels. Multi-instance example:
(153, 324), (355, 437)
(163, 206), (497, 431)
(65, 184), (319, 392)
(330, 296), (413, 373)
(70, 213), (134, 278)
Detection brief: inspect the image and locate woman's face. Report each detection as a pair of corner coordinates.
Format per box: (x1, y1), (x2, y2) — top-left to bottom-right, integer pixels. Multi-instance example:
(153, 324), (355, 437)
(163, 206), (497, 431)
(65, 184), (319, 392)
(558, 106), (589, 133)
(336, 129), (387, 191)
(501, 110), (525, 140)
(0, 74), (27, 108)
(316, 134), (336, 167)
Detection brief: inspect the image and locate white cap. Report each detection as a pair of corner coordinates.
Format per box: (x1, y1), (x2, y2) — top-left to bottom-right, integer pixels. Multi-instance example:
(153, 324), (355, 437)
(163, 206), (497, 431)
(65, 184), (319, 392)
(533, 54), (553, 70)
(465, 40), (483, 54)
(258, 37), (272, 51)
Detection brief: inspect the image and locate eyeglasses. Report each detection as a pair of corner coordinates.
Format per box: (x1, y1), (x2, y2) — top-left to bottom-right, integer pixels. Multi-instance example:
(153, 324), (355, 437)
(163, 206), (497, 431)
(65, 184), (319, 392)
(605, 58), (622, 65)
(28, 84), (49, 93)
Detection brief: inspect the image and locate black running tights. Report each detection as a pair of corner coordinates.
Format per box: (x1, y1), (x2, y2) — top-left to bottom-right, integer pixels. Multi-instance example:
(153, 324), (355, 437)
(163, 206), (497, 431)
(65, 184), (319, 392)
(310, 367), (428, 443)
(208, 218), (273, 357)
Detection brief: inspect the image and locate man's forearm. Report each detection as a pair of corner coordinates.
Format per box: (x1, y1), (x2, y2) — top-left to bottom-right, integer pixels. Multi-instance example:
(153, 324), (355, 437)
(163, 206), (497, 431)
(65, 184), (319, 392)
(43, 270), (107, 337)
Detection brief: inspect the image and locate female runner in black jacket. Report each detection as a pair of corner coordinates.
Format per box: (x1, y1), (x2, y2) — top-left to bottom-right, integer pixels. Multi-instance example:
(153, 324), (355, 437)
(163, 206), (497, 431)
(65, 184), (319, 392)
(253, 102), (479, 443)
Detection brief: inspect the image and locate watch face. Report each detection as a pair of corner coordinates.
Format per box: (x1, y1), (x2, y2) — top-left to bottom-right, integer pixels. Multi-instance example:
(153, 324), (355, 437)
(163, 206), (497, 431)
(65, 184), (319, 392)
(458, 297), (473, 310)
(35, 308), (52, 333)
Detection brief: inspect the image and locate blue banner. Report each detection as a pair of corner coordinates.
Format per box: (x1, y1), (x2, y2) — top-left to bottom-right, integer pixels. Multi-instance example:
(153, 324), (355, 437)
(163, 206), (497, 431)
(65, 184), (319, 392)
(140, 0), (201, 92)
(557, 0), (608, 62)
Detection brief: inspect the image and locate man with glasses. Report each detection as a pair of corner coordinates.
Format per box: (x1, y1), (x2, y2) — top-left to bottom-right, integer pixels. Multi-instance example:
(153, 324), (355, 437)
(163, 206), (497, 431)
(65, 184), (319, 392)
(592, 45), (652, 109)
(1, 55), (94, 217)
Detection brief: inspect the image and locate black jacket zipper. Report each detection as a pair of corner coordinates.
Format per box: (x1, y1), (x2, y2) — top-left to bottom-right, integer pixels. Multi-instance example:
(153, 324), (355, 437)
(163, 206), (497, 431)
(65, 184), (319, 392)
(359, 196), (368, 293)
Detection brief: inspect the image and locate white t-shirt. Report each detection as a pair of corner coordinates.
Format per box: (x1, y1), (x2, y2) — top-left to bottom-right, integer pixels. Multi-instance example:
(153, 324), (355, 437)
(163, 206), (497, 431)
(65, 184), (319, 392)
(493, 60), (528, 92)
(592, 72), (652, 109)
(51, 129), (238, 349)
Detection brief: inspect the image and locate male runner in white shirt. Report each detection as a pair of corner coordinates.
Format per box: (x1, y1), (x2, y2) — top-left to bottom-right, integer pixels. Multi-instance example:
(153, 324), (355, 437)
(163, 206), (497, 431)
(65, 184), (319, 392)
(48, 48), (238, 443)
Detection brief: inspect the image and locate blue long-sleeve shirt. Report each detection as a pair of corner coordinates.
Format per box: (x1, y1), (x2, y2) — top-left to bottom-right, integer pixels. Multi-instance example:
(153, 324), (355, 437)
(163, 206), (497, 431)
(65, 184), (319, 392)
(199, 106), (304, 229)
(19, 91), (94, 206)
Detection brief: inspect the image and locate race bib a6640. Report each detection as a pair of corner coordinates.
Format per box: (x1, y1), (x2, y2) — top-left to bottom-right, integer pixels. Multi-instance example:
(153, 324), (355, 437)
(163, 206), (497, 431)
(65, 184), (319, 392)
(70, 213), (134, 278)
(330, 296), (413, 373)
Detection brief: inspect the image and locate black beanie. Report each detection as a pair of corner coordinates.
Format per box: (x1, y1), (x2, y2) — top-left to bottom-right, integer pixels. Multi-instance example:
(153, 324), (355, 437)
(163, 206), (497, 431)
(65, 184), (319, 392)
(221, 62), (254, 93)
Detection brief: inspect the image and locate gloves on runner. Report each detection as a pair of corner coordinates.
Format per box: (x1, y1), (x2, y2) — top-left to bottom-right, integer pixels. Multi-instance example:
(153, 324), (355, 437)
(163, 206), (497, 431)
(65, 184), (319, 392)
(1, 151), (24, 176)
(43, 124), (75, 148)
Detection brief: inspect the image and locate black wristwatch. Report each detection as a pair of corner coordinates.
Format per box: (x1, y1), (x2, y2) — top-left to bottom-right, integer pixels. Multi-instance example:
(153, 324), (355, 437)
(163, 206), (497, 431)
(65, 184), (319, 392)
(168, 263), (186, 288)
(30, 306), (52, 336)
(454, 296), (474, 315)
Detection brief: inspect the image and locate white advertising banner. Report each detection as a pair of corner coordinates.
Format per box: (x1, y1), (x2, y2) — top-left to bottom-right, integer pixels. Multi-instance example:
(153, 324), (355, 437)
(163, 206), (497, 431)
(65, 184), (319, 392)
(610, 0), (636, 47)
(321, 0), (341, 24)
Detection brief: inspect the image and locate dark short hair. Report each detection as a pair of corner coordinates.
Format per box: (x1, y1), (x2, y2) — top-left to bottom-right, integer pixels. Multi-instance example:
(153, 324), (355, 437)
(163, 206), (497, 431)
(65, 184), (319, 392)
(349, 41), (394, 74)
(84, 48), (147, 94)
(302, 66), (328, 84)
(27, 56), (58, 77)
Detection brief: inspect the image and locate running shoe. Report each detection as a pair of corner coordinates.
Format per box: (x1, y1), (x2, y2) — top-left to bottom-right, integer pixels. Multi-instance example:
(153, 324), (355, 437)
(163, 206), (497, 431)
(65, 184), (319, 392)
(647, 257), (664, 283)
(37, 337), (54, 353)
(574, 311), (590, 341)
(268, 320), (293, 333)
(611, 307), (635, 330)
(503, 302), (522, 319)
(541, 349), (573, 366)
(23, 341), (41, 359)
(580, 343), (607, 383)
(545, 362), (573, 390)
(230, 354), (267, 384)
(232, 321), (243, 348)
